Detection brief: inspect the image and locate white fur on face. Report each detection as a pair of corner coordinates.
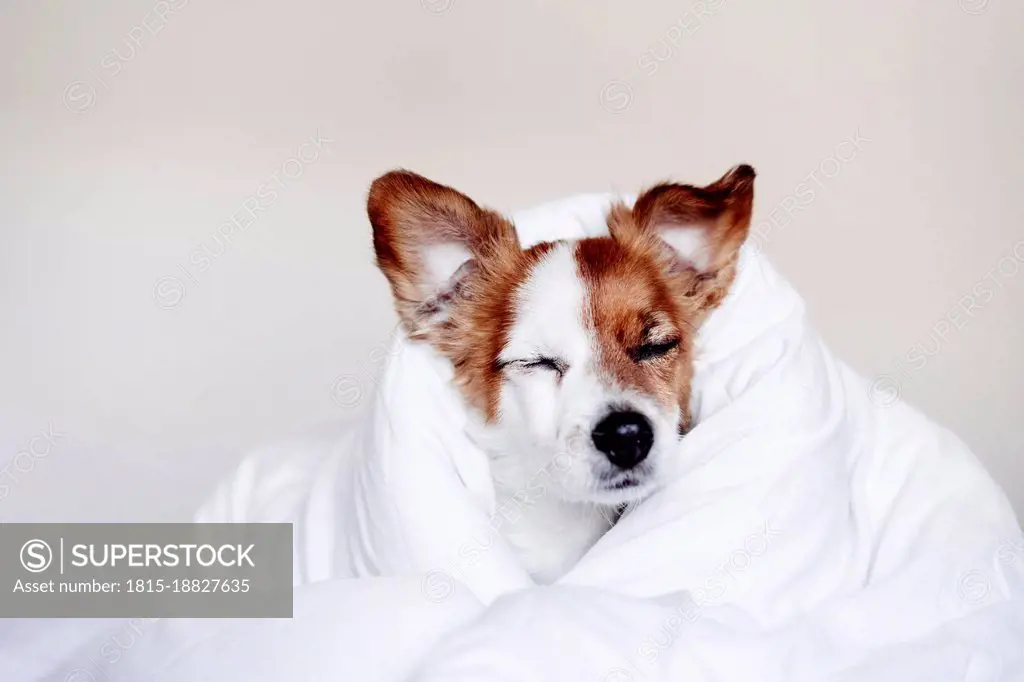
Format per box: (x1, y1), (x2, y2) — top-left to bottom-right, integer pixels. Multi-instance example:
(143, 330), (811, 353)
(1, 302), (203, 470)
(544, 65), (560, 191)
(488, 243), (680, 507)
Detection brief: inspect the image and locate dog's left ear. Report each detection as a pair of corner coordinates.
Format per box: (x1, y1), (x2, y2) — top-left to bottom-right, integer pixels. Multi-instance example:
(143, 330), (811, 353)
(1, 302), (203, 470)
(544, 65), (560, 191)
(623, 164), (755, 279)
(367, 170), (517, 336)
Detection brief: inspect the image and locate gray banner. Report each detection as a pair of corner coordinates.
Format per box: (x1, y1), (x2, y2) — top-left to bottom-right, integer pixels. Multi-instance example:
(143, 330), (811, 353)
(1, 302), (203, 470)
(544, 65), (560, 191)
(0, 523), (293, 617)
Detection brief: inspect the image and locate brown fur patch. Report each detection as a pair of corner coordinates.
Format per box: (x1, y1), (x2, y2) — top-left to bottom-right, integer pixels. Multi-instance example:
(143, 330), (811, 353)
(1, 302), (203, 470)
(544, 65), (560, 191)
(579, 164), (756, 429)
(436, 241), (557, 421)
(575, 235), (699, 429)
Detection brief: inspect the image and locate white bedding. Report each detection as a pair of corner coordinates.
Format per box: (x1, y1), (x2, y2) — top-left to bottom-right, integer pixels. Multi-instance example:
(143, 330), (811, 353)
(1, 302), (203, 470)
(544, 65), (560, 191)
(6, 193), (1021, 682)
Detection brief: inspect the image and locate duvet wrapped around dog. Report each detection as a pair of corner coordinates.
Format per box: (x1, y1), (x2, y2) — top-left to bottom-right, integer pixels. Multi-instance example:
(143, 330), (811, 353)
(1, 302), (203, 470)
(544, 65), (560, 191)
(93, 192), (1023, 682)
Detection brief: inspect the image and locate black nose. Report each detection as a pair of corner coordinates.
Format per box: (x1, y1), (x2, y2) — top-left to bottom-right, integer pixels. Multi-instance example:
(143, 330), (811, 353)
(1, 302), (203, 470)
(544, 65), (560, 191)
(591, 410), (654, 470)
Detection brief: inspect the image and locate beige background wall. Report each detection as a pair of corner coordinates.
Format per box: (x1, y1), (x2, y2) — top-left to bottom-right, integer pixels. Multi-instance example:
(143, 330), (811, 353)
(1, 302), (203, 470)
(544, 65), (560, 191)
(1, 0), (1022, 522)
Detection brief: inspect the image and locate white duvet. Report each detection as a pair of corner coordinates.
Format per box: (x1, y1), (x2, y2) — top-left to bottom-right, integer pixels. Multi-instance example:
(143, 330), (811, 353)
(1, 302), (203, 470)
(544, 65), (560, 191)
(9, 193), (1022, 682)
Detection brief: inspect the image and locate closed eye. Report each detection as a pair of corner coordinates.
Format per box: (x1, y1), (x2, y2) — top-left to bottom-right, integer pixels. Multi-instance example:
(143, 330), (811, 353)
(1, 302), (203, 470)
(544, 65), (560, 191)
(628, 338), (680, 363)
(500, 356), (567, 375)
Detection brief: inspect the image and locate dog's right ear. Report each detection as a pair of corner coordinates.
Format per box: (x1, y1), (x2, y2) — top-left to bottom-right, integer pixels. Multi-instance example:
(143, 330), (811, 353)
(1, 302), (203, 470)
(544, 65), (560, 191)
(368, 170), (516, 337)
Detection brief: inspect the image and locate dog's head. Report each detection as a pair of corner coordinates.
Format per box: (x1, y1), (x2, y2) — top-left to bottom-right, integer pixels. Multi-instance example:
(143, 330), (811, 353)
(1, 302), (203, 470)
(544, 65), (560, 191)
(368, 166), (754, 505)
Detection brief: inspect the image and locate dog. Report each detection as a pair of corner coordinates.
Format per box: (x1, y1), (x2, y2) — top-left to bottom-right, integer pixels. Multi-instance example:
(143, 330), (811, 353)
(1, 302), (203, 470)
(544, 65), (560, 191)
(367, 164), (755, 582)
